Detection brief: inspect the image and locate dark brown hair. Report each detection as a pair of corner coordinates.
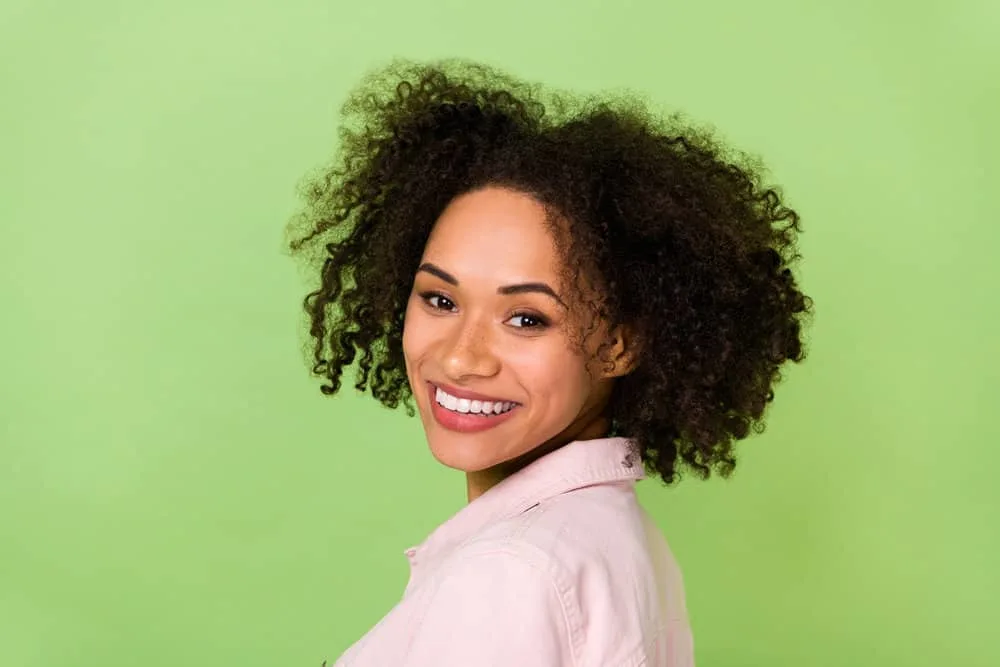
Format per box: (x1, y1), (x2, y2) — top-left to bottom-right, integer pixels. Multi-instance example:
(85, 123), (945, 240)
(286, 60), (812, 485)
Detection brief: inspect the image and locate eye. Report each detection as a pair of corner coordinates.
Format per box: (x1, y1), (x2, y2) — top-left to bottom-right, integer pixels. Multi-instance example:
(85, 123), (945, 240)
(419, 291), (456, 312)
(506, 311), (549, 329)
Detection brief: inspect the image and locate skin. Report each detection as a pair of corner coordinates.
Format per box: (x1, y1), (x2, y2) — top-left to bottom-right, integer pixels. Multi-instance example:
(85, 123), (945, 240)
(402, 186), (640, 502)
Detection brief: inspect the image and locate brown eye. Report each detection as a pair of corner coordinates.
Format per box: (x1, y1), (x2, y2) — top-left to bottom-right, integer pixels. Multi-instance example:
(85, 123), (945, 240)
(419, 292), (456, 311)
(506, 312), (549, 329)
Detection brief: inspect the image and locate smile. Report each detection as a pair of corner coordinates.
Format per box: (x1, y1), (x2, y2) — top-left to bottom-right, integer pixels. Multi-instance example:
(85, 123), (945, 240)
(427, 383), (521, 433)
(434, 386), (517, 416)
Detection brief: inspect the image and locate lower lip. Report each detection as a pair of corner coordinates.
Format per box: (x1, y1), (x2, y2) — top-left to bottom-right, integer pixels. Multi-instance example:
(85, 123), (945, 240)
(427, 383), (519, 433)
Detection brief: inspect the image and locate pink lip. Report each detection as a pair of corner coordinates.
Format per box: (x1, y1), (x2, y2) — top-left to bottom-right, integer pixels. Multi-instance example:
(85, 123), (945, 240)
(426, 382), (520, 434)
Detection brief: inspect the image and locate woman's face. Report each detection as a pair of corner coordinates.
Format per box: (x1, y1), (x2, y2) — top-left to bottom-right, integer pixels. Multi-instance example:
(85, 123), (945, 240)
(402, 186), (628, 487)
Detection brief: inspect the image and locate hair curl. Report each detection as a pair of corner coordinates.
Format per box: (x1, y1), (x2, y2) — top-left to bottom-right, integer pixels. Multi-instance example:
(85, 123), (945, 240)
(286, 59), (812, 485)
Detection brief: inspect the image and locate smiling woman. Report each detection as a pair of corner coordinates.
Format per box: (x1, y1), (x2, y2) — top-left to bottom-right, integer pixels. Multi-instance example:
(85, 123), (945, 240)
(404, 187), (634, 500)
(286, 59), (811, 667)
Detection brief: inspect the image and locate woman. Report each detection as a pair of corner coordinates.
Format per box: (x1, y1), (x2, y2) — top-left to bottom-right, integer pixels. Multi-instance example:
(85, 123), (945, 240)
(287, 59), (810, 667)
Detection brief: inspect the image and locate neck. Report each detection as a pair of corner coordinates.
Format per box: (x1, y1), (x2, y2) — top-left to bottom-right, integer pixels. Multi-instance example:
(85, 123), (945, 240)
(464, 413), (611, 503)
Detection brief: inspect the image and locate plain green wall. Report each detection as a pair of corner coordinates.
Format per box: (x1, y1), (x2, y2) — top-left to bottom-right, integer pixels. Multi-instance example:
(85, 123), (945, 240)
(3, 1), (997, 665)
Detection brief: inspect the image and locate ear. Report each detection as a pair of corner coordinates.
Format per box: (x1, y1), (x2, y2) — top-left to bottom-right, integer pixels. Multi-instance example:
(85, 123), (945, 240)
(600, 324), (643, 379)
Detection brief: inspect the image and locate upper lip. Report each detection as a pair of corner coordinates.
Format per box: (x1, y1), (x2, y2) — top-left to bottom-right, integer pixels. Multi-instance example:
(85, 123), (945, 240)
(429, 381), (519, 405)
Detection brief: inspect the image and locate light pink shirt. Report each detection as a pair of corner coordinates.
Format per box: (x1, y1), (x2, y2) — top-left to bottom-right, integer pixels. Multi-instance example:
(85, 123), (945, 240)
(334, 437), (695, 667)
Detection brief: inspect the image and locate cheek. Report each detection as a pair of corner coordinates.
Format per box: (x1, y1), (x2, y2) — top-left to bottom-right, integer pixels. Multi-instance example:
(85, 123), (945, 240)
(508, 341), (591, 406)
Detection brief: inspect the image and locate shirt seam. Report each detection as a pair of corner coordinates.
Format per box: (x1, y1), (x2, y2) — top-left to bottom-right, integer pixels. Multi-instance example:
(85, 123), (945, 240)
(421, 542), (583, 667)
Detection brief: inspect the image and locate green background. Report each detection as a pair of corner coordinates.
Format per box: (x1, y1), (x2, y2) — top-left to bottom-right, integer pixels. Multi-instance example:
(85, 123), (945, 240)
(3, 1), (997, 665)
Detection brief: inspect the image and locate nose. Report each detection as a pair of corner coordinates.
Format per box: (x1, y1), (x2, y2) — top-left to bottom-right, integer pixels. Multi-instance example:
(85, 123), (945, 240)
(440, 314), (501, 381)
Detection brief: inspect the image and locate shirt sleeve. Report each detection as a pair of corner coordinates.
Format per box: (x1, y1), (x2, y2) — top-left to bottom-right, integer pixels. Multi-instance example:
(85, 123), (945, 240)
(402, 544), (576, 667)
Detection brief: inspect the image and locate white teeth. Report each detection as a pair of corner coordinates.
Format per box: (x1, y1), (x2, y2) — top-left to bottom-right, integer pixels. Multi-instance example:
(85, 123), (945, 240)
(435, 386), (516, 416)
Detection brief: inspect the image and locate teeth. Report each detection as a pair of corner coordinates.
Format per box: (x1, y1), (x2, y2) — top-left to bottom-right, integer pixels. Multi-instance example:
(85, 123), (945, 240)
(435, 386), (515, 416)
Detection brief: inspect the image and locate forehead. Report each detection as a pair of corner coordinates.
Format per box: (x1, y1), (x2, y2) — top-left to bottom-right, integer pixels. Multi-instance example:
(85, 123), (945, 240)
(422, 187), (564, 282)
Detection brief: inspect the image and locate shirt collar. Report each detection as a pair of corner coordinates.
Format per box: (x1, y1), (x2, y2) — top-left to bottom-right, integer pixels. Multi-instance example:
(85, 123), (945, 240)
(404, 436), (643, 570)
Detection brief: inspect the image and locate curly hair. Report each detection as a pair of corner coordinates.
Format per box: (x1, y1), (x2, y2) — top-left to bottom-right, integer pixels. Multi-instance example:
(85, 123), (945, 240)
(286, 59), (811, 485)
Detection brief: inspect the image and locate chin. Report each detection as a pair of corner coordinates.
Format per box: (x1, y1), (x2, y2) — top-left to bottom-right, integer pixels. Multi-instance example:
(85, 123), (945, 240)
(425, 436), (499, 473)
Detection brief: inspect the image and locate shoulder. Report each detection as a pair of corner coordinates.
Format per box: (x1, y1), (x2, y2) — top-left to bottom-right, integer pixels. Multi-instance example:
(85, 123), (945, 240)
(406, 538), (579, 665)
(474, 482), (653, 577)
(450, 484), (670, 664)
(432, 534), (576, 625)
(431, 534), (567, 593)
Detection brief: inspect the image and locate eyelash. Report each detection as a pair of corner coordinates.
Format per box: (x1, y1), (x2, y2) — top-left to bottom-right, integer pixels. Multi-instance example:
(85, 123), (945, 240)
(418, 291), (550, 330)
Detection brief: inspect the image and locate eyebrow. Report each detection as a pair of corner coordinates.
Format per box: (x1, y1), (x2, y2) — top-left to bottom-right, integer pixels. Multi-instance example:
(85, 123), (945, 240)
(417, 262), (567, 309)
